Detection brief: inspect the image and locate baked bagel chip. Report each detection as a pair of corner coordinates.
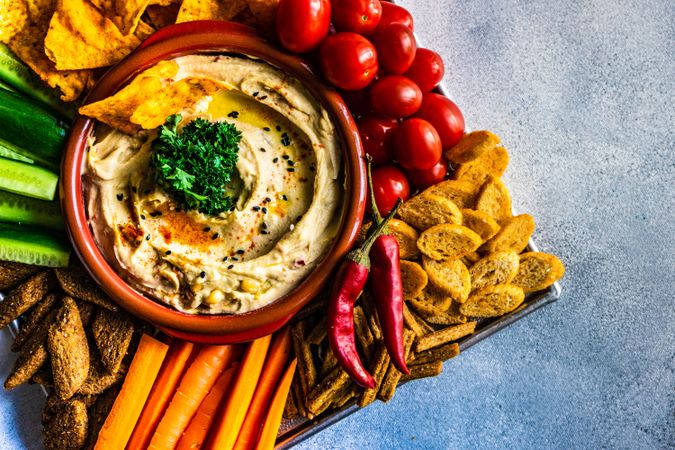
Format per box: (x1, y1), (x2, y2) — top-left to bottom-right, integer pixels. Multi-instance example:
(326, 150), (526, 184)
(482, 214), (535, 254)
(388, 219), (420, 259)
(417, 224), (482, 261)
(460, 251), (481, 268)
(452, 145), (509, 186)
(424, 179), (478, 209)
(422, 257), (471, 303)
(459, 284), (525, 318)
(445, 130), (500, 164)
(400, 260), (428, 299)
(461, 208), (500, 241)
(416, 284), (453, 311)
(398, 193), (462, 230)
(408, 298), (467, 325)
(512, 252), (565, 293)
(475, 176), (512, 224)
(469, 251), (519, 292)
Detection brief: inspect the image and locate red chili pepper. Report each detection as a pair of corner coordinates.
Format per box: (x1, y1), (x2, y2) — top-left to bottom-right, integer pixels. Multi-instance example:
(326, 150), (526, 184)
(327, 194), (402, 389)
(367, 158), (409, 374)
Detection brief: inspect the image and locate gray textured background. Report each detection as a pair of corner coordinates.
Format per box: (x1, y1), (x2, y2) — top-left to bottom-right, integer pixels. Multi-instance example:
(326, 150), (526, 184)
(1, 0), (673, 449)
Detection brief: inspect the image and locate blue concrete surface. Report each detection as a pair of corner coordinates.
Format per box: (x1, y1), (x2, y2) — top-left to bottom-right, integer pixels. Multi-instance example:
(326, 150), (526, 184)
(0, 0), (673, 449)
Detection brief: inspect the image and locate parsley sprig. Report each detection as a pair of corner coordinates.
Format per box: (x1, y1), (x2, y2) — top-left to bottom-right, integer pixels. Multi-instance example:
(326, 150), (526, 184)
(151, 114), (241, 215)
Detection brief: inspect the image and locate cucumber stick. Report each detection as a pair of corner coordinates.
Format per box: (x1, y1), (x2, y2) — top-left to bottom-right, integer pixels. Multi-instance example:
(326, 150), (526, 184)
(0, 89), (67, 170)
(0, 79), (15, 92)
(0, 44), (75, 120)
(0, 222), (70, 267)
(0, 191), (63, 230)
(0, 138), (33, 164)
(0, 157), (58, 200)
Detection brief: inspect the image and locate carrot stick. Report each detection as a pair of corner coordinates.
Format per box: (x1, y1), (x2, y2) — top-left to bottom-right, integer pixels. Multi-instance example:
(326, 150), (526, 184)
(205, 335), (272, 450)
(149, 345), (238, 450)
(127, 340), (196, 450)
(94, 334), (169, 450)
(176, 363), (239, 450)
(255, 359), (298, 450)
(233, 328), (292, 450)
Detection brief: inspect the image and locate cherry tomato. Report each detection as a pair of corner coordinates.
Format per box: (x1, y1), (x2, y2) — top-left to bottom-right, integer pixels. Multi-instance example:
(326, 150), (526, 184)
(369, 165), (410, 215)
(394, 118), (442, 170)
(340, 88), (373, 117)
(320, 33), (378, 91)
(372, 23), (417, 75)
(406, 156), (448, 189)
(415, 93), (465, 149)
(276, 0), (331, 53)
(404, 48), (445, 92)
(357, 116), (398, 165)
(332, 0), (382, 35)
(369, 75), (422, 118)
(377, 2), (413, 31)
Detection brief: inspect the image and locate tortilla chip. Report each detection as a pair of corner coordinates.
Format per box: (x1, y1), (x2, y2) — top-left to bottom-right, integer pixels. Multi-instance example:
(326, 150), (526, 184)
(176, 0), (247, 23)
(45, 0), (141, 70)
(78, 60), (178, 133)
(0, 0), (28, 44)
(114, 0), (151, 35)
(246, 0), (279, 30)
(130, 77), (223, 129)
(134, 19), (156, 41)
(6, 0), (92, 101)
(146, 3), (180, 28)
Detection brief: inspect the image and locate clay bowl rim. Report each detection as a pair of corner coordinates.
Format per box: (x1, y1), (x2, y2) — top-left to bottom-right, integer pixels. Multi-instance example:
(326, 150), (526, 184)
(60, 21), (367, 339)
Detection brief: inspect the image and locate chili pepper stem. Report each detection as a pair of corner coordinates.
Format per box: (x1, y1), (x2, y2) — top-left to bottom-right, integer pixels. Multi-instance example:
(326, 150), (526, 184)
(366, 156), (385, 227)
(348, 198), (401, 269)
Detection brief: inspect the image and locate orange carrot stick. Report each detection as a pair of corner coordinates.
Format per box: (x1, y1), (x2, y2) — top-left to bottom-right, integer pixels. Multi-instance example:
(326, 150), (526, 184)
(149, 345), (238, 450)
(95, 334), (169, 450)
(255, 359), (298, 450)
(176, 363), (239, 450)
(127, 340), (196, 450)
(205, 335), (272, 450)
(233, 328), (292, 450)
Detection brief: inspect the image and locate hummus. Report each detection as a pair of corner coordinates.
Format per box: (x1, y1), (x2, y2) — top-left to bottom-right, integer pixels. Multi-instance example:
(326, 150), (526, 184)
(84, 54), (343, 314)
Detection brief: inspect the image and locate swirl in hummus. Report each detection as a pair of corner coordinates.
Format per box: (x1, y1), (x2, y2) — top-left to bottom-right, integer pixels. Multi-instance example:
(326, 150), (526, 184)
(83, 54), (343, 314)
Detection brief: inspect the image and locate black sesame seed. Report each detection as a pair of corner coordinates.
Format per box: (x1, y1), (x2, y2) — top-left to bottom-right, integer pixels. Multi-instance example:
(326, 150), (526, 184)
(261, 230), (269, 235)
(149, 211), (162, 217)
(287, 168), (295, 172)
(264, 197), (272, 203)
(132, 186), (137, 193)
(203, 226), (211, 232)
(212, 233), (219, 240)
(227, 111), (239, 118)
(282, 154), (290, 160)
(116, 193), (123, 201)
(273, 157), (279, 163)
(275, 125), (281, 131)
(262, 222), (268, 229)
(231, 257), (239, 261)
(252, 206), (261, 211)
(140, 214), (146, 220)
(288, 160), (295, 166)
(282, 194), (288, 201)
(165, 250), (172, 255)
(146, 235), (151, 240)
(237, 249), (245, 255)
(229, 206), (236, 212)
(222, 256), (229, 261)
(227, 264), (234, 269)
(259, 95), (268, 100)
(200, 271), (206, 278)
(252, 91), (259, 97)
(309, 166), (316, 172)
(262, 207), (267, 213)
(263, 127), (271, 131)
(259, 147), (266, 152)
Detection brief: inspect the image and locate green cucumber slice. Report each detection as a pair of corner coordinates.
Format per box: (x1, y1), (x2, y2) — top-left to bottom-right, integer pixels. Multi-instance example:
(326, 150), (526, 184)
(0, 191), (63, 230)
(0, 138), (34, 164)
(0, 157), (58, 200)
(0, 89), (67, 170)
(0, 44), (75, 120)
(0, 222), (70, 267)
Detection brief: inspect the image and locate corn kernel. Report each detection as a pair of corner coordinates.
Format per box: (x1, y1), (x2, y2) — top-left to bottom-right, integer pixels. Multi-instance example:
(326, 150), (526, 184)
(205, 289), (225, 305)
(240, 279), (261, 293)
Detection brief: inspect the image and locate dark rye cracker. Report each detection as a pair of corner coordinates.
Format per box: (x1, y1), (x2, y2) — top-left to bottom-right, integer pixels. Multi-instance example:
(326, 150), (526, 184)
(48, 298), (90, 400)
(0, 261), (41, 290)
(409, 342), (460, 366)
(43, 398), (88, 450)
(78, 357), (124, 395)
(0, 271), (53, 329)
(54, 263), (117, 311)
(11, 292), (59, 351)
(400, 361), (443, 381)
(5, 309), (58, 390)
(92, 309), (134, 374)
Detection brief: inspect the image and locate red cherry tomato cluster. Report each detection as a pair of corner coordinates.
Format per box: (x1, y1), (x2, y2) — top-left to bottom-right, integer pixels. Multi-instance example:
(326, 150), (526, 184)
(276, 0), (465, 214)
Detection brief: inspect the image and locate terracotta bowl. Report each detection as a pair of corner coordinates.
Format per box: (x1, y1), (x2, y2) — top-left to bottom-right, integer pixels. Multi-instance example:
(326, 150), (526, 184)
(61, 21), (366, 343)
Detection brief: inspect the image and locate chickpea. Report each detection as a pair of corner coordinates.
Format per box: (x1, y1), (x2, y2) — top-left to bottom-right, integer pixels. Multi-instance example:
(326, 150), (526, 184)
(205, 289), (225, 305)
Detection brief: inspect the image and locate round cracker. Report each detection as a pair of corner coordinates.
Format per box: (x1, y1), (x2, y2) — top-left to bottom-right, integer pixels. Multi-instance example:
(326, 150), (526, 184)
(422, 256), (471, 303)
(417, 224), (482, 261)
(512, 252), (565, 293)
(444, 130), (500, 164)
(469, 251), (520, 292)
(459, 284), (525, 318)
